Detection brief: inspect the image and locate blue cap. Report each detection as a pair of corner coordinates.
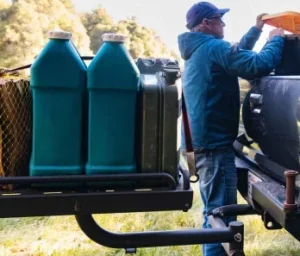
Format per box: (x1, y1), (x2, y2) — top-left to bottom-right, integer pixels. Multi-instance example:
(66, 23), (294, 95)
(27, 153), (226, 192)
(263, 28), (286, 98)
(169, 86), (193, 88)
(186, 2), (230, 30)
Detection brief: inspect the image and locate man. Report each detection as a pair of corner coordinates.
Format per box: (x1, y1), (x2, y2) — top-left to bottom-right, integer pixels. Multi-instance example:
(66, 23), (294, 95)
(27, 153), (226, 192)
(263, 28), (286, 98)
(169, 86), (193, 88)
(178, 2), (284, 256)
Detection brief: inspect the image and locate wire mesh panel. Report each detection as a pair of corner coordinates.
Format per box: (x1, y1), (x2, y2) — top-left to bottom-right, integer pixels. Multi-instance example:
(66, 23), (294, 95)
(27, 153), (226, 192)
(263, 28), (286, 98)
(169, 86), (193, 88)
(0, 76), (32, 190)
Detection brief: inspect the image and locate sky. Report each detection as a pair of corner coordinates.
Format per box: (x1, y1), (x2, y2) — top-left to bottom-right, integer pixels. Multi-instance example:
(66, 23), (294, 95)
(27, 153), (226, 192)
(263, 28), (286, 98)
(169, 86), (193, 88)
(73, 0), (300, 54)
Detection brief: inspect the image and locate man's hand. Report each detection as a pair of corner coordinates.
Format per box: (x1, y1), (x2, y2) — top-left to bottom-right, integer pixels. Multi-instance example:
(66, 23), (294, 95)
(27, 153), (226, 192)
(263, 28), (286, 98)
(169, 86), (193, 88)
(256, 13), (268, 30)
(268, 28), (285, 41)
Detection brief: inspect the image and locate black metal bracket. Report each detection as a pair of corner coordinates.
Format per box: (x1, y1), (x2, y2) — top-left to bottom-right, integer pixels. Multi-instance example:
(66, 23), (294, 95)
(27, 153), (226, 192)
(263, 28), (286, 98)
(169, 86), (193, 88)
(75, 214), (245, 255)
(207, 204), (260, 218)
(208, 216), (245, 256)
(262, 211), (282, 230)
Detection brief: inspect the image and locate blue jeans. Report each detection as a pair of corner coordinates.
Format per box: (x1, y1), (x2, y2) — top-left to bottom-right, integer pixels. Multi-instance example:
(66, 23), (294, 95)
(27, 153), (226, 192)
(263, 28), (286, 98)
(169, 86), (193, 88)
(196, 148), (237, 256)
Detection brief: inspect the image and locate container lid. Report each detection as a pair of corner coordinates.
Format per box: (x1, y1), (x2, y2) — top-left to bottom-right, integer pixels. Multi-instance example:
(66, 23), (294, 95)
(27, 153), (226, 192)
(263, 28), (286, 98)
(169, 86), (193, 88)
(262, 11), (300, 34)
(47, 30), (72, 40)
(102, 33), (126, 43)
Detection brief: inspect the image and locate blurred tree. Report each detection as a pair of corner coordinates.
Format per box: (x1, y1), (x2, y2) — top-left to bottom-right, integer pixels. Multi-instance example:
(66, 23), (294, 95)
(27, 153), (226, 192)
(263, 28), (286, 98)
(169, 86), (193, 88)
(81, 6), (179, 60)
(0, 1), (179, 67)
(0, 0), (91, 68)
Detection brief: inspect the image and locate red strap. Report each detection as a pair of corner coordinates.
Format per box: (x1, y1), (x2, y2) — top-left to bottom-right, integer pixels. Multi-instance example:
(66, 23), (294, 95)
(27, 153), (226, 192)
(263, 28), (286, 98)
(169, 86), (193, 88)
(181, 92), (194, 153)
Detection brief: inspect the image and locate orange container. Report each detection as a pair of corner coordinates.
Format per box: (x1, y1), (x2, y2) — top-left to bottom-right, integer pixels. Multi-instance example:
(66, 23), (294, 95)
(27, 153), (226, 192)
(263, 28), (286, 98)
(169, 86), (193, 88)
(262, 11), (300, 34)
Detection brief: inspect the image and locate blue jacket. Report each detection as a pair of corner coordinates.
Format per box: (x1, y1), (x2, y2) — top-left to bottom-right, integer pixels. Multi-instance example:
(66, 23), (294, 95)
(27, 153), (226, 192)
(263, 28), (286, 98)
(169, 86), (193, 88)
(178, 27), (284, 150)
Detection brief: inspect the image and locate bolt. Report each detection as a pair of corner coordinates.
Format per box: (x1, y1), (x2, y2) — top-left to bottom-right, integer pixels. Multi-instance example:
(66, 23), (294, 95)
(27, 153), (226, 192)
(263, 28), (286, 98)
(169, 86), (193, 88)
(234, 233), (243, 243)
(74, 201), (81, 212)
(284, 170), (298, 211)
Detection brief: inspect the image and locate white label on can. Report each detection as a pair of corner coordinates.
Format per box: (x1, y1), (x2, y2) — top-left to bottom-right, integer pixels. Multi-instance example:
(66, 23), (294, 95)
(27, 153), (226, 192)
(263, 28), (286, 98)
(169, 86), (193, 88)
(142, 75), (158, 85)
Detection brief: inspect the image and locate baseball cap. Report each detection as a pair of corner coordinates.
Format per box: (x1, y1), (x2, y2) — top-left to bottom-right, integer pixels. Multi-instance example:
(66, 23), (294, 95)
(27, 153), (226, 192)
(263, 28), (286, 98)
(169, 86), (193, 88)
(186, 2), (230, 30)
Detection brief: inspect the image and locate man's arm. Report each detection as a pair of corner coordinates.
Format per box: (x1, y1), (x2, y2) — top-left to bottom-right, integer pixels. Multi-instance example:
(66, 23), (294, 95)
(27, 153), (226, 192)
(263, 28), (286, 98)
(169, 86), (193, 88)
(238, 26), (262, 50)
(209, 29), (284, 80)
(238, 13), (267, 50)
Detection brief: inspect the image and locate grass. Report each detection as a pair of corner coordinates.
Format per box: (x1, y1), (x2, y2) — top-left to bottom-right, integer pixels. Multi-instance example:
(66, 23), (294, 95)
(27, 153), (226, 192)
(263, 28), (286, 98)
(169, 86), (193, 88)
(0, 185), (300, 256)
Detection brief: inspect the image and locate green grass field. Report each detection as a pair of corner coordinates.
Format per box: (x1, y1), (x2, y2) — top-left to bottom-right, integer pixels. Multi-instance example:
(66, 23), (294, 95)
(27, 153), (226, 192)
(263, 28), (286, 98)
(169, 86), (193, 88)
(1, 185), (300, 256)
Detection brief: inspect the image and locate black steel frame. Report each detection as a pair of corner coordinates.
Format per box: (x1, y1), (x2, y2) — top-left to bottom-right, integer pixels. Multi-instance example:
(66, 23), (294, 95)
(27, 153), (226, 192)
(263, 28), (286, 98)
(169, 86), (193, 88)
(0, 171), (247, 255)
(76, 214), (245, 255)
(234, 137), (300, 241)
(0, 172), (193, 217)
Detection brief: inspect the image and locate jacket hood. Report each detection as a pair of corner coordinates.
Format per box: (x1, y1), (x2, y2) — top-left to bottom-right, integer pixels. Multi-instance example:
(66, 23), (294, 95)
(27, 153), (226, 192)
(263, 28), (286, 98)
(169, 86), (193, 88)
(178, 32), (214, 60)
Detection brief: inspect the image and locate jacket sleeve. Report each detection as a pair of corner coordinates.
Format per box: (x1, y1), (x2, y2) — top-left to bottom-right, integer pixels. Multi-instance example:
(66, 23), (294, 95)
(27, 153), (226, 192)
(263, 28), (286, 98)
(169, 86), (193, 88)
(208, 36), (284, 80)
(238, 26), (262, 50)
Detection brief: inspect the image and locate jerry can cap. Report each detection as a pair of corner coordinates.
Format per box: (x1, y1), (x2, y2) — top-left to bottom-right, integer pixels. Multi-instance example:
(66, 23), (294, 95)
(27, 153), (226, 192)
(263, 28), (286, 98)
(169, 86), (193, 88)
(102, 33), (126, 43)
(47, 30), (72, 40)
(262, 11), (300, 34)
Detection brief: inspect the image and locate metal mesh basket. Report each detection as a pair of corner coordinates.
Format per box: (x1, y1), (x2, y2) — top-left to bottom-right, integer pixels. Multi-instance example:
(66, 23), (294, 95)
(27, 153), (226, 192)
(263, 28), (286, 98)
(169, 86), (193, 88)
(0, 77), (32, 190)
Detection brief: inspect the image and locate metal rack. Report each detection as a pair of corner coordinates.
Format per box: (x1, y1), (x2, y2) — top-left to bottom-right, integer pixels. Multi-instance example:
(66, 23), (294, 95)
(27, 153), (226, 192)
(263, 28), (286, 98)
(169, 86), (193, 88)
(0, 170), (246, 255)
